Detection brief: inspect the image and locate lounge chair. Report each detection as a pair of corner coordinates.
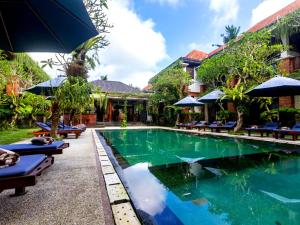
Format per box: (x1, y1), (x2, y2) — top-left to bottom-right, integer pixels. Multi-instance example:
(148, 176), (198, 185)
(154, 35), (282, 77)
(209, 121), (237, 132)
(194, 121), (209, 131)
(33, 122), (82, 138)
(245, 122), (279, 137)
(0, 141), (69, 156)
(47, 122), (86, 132)
(0, 154), (53, 196)
(273, 123), (300, 141)
(176, 121), (198, 129)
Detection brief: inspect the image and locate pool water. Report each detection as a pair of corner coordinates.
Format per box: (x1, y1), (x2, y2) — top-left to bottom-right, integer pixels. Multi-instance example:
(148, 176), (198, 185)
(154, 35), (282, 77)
(100, 129), (300, 225)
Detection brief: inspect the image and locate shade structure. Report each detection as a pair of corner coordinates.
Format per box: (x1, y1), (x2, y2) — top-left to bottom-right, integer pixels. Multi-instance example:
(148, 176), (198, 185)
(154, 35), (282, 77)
(26, 76), (66, 96)
(174, 96), (204, 107)
(0, 0), (98, 53)
(198, 89), (224, 103)
(247, 75), (300, 97)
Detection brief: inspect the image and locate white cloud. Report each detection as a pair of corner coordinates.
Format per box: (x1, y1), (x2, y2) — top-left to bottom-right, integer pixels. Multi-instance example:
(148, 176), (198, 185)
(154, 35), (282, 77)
(31, 0), (168, 89)
(188, 42), (215, 53)
(208, 0), (239, 27)
(250, 0), (295, 26)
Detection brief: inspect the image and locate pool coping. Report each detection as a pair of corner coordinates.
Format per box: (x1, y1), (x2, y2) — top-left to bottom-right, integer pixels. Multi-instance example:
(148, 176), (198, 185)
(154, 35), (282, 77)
(92, 129), (141, 225)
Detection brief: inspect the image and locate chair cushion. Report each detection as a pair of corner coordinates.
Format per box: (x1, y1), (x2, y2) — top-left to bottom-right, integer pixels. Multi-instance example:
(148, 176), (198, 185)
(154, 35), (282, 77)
(0, 154), (46, 178)
(35, 122), (51, 131)
(0, 149), (20, 168)
(0, 141), (65, 152)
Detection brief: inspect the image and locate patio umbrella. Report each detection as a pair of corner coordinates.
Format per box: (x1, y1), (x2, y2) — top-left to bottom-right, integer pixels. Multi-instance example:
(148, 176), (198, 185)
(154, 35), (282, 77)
(198, 89), (225, 103)
(247, 75), (300, 97)
(247, 75), (300, 121)
(174, 96), (204, 107)
(0, 0), (98, 53)
(26, 76), (66, 96)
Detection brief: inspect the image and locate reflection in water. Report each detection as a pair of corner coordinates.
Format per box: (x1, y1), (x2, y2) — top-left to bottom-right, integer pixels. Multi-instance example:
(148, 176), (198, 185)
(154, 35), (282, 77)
(123, 163), (167, 216)
(260, 190), (300, 203)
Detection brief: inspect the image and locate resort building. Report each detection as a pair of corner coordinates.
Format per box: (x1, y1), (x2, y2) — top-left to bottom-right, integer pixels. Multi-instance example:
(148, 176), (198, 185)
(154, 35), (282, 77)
(92, 80), (149, 124)
(146, 0), (300, 121)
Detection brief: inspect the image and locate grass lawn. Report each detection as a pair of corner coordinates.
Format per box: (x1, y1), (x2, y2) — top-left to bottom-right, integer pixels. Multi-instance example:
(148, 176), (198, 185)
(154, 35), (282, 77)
(0, 128), (38, 145)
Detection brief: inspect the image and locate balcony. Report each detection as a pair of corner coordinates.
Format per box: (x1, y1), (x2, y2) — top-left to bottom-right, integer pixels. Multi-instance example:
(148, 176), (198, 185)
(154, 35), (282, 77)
(188, 79), (201, 93)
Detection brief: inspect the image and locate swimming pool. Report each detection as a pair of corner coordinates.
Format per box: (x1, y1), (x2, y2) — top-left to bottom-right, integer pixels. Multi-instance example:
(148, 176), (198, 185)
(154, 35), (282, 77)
(100, 129), (300, 225)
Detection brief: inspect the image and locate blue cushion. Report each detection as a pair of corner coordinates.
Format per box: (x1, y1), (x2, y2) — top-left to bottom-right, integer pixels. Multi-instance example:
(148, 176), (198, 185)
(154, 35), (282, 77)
(0, 141), (65, 152)
(36, 122), (51, 131)
(0, 154), (46, 178)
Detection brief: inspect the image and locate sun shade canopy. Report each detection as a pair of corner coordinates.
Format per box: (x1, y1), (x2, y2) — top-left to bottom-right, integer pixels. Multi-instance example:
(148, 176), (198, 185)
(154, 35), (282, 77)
(0, 0), (98, 53)
(247, 75), (300, 97)
(174, 96), (204, 107)
(198, 89), (225, 103)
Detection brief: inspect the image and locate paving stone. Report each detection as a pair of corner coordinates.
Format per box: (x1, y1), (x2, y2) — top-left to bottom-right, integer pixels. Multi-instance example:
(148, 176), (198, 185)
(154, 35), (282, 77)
(102, 165), (115, 175)
(106, 184), (129, 204)
(99, 155), (109, 161)
(98, 151), (107, 156)
(112, 203), (141, 225)
(104, 173), (121, 185)
(100, 160), (112, 166)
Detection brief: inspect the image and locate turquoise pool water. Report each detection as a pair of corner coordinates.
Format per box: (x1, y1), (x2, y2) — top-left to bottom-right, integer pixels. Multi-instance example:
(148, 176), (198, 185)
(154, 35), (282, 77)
(100, 129), (300, 225)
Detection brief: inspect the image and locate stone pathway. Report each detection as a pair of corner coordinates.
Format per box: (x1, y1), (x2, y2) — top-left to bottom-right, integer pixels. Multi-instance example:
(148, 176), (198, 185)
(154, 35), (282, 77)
(0, 129), (113, 225)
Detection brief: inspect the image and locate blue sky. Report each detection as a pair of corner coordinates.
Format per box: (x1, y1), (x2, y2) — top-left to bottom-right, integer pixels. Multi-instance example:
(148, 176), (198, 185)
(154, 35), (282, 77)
(31, 0), (295, 88)
(133, 0), (260, 60)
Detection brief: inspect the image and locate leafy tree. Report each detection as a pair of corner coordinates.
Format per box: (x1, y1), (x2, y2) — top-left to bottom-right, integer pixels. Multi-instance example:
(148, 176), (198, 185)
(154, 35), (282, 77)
(221, 25), (240, 44)
(222, 30), (284, 131)
(150, 68), (190, 124)
(198, 29), (284, 131)
(197, 53), (229, 88)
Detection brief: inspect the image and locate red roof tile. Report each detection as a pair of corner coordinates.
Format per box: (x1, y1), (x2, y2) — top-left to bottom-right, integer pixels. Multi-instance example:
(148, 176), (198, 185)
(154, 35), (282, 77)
(186, 50), (208, 60)
(208, 0), (300, 57)
(143, 84), (152, 91)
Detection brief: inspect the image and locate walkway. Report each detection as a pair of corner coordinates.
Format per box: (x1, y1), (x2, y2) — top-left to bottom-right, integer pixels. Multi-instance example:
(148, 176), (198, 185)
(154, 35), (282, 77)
(0, 129), (113, 225)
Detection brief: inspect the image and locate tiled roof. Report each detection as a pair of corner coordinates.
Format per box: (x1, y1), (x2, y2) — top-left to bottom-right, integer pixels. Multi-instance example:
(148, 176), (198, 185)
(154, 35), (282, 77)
(92, 80), (141, 94)
(185, 50), (208, 60)
(208, 0), (300, 57)
(142, 84), (152, 91)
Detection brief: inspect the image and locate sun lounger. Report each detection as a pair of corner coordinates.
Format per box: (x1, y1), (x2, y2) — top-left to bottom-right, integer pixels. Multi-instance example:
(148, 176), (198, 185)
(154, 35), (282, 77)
(0, 154), (53, 196)
(194, 121), (209, 131)
(0, 141), (69, 156)
(209, 121), (237, 132)
(33, 122), (82, 138)
(245, 122), (279, 137)
(176, 121), (198, 129)
(47, 122), (86, 132)
(273, 123), (300, 141)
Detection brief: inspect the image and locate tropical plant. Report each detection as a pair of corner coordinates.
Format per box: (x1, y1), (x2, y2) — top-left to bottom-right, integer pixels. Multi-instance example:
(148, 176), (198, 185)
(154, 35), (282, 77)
(221, 25), (240, 44)
(216, 109), (236, 123)
(121, 99), (128, 128)
(149, 67), (190, 125)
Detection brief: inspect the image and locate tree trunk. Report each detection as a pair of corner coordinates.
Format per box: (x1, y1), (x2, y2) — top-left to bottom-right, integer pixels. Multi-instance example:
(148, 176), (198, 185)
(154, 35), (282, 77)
(176, 113), (180, 125)
(51, 101), (60, 138)
(234, 110), (244, 132)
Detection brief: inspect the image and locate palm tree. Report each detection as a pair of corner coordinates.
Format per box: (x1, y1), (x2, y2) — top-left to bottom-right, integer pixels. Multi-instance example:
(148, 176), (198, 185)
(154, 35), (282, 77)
(221, 25), (240, 44)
